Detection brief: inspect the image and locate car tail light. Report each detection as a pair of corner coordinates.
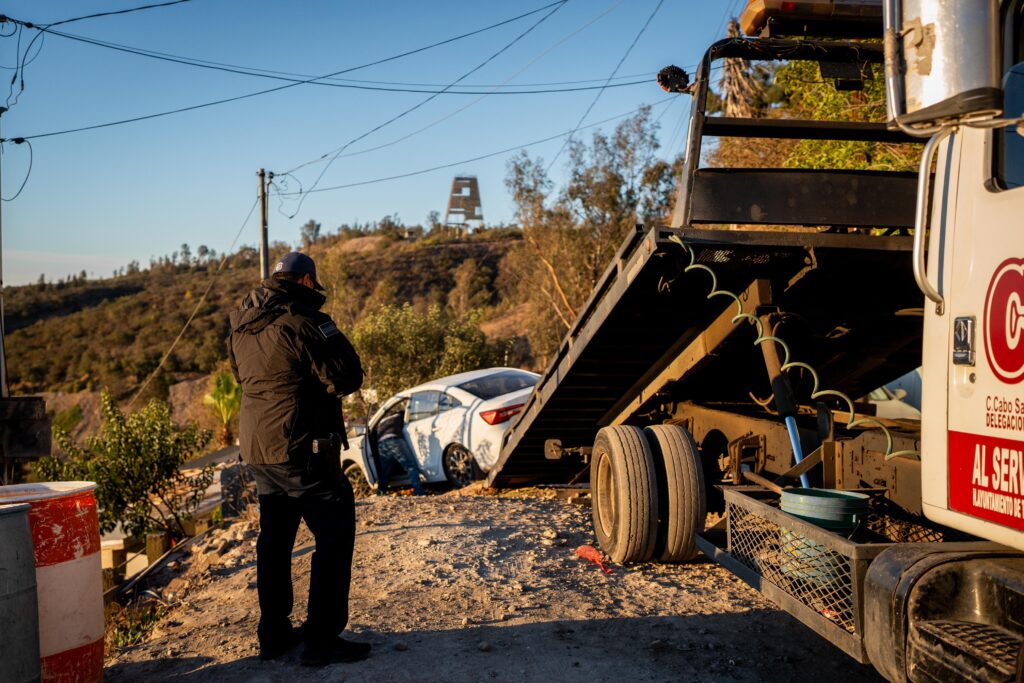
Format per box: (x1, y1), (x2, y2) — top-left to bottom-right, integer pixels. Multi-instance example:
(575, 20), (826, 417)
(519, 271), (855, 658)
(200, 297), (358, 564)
(480, 404), (524, 425)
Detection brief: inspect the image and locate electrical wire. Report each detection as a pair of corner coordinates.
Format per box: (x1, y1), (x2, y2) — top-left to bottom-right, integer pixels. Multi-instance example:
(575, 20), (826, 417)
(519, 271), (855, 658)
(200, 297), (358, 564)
(545, 0), (665, 173)
(1, 138), (32, 201)
(43, 25), (651, 93)
(4, 1), (569, 141)
(15, 0), (195, 29)
(279, 0), (628, 180)
(279, 0), (568, 218)
(128, 196), (258, 407)
(272, 98), (672, 197)
(5, 0), (195, 108)
(6, 22), (25, 106)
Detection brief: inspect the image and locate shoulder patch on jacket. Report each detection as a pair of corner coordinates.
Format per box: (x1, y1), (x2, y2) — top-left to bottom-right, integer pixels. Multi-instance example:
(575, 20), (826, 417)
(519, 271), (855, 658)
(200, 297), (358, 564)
(318, 321), (340, 339)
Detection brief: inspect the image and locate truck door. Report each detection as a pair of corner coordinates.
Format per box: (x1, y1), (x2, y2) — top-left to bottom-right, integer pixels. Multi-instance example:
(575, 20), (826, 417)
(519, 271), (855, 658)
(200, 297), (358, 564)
(922, 16), (1024, 549)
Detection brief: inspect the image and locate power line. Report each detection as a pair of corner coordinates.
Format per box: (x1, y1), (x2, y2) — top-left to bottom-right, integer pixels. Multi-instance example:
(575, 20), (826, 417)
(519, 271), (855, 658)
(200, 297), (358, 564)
(273, 98), (672, 197)
(4, 0), (568, 141)
(1, 138), (32, 201)
(546, 0), (665, 173)
(21, 28), (651, 96)
(280, 0), (569, 217)
(4, 0), (197, 108)
(43, 25), (651, 91)
(12, 0), (195, 29)
(128, 195), (258, 407)
(274, 0), (629, 183)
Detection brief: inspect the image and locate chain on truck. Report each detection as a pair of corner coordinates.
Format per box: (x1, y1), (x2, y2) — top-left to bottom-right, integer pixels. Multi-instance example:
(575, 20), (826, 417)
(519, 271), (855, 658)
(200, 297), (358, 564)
(486, 1), (1024, 680)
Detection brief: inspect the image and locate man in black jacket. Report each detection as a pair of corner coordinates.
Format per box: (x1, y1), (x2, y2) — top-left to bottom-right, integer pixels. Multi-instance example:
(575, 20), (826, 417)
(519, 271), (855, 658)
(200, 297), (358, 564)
(229, 251), (369, 667)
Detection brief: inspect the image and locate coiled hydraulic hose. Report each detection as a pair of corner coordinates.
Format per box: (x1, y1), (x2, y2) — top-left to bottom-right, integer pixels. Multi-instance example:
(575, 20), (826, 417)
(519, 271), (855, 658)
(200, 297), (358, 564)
(669, 235), (919, 466)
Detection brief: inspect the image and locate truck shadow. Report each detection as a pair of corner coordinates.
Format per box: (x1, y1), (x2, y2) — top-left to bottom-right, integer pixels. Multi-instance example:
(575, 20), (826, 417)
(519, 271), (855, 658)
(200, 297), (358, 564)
(104, 611), (883, 682)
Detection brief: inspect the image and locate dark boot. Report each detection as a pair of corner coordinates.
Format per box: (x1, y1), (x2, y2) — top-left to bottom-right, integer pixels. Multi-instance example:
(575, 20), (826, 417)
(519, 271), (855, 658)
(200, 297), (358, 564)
(301, 637), (371, 667)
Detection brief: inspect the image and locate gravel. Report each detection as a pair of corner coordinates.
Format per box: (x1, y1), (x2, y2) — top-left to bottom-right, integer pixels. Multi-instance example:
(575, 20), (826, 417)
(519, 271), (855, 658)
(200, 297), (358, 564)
(104, 489), (882, 682)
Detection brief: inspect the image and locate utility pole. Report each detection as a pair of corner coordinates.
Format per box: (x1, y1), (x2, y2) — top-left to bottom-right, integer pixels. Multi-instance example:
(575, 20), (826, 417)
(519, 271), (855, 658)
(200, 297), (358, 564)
(0, 107), (9, 399)
(257, 168), (270, 281)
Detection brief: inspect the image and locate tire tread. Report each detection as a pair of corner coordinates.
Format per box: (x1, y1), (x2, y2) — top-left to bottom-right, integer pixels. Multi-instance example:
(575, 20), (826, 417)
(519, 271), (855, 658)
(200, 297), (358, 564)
(645, 425), (706, 562)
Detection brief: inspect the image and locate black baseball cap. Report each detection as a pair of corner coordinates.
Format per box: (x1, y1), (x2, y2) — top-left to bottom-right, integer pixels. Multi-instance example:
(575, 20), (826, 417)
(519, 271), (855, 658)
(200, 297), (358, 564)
(273, 251), (325, 291)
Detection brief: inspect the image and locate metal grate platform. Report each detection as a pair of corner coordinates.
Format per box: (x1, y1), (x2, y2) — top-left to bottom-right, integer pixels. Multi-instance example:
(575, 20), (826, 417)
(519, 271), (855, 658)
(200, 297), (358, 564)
(721, 487), (961, 637)
(728, 498), (859, 631)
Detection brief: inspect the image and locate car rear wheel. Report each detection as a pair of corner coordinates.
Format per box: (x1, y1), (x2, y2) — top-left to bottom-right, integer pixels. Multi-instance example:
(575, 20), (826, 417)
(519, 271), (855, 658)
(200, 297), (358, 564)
(443, 444), (479, 489)
(344, 462), (374, 498)
(644, 425), (706, 563)
(590, 425), (658, 564)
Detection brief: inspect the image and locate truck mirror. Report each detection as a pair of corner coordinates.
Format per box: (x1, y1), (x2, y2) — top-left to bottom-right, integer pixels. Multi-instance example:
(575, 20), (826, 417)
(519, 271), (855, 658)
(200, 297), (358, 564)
(884, 0), (1003, 130)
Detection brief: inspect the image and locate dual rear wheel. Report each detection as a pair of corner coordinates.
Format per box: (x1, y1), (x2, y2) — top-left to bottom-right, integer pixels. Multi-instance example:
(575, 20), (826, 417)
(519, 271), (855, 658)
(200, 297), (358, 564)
(590, 424), (706, 564)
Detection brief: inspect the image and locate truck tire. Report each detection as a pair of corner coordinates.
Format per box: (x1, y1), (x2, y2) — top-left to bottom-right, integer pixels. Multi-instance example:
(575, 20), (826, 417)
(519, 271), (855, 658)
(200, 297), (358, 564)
(590, 426), (659, 563)
(645, 425), (706, 563)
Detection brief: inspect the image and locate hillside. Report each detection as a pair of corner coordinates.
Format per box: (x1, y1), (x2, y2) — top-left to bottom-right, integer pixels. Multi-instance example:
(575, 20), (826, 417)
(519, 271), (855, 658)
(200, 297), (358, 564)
(6, 230), (521, 399)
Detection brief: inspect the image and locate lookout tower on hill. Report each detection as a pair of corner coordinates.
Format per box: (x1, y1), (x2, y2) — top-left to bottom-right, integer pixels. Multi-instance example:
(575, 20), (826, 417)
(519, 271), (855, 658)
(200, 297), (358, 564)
(444, 176), (483, 237)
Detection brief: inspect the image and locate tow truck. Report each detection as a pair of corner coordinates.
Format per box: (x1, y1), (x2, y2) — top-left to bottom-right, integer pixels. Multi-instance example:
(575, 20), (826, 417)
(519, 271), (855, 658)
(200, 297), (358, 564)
(487, 1), (1024, 680)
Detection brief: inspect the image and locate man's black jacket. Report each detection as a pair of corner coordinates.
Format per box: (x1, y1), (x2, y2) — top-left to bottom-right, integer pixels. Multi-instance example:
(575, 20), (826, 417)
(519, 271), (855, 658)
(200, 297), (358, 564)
(229, 277), (362, 466)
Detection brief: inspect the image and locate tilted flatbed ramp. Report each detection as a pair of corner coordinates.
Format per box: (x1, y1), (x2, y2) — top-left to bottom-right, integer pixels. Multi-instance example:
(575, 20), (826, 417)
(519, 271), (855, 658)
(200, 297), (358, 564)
(488, 226), (923, 487)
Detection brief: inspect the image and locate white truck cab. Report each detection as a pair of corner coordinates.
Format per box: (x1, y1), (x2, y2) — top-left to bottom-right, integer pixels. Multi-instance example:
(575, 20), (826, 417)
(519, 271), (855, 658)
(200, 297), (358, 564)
(889, 0), (1024, 552)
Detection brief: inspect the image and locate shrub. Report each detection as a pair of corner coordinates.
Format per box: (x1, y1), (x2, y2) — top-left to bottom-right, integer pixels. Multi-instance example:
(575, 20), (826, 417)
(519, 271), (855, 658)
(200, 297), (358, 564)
(36, 390), (214, 540)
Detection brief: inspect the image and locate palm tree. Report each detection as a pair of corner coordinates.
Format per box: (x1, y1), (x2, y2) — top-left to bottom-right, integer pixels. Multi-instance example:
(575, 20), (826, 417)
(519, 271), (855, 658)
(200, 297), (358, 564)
(719, 19), (761, 118)
(204, 372), (241, 448)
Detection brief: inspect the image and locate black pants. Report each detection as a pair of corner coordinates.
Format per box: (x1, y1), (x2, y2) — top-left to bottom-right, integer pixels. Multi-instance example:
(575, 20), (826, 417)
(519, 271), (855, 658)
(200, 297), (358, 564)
(248, 457), (355, 647)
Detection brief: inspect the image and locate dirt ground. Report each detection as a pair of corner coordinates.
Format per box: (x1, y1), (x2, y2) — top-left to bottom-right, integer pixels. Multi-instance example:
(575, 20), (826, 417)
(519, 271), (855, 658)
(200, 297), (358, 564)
(105, 489), (883, 682)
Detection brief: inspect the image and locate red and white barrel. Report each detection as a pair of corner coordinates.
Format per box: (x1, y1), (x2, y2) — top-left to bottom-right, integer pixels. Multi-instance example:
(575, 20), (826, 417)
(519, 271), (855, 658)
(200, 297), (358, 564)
(0, 482), (104, 682)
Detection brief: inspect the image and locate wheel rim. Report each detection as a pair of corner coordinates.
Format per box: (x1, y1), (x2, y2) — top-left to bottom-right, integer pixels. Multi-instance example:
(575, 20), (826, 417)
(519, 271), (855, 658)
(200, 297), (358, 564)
(445, 447), (475, 488)
(345, 465), (374, 498)
(595, 451), (616, 539)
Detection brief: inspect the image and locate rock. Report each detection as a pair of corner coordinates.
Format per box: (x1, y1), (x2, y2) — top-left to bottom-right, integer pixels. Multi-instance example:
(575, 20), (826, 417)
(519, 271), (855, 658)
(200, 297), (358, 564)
(417, 538), (433, 548)
(477, 641), (493, 652)
(540, 539), (555, 547)
(461, 617), (470, 626)
(541, 529), (559, 539)
(394, 641), (409, 652)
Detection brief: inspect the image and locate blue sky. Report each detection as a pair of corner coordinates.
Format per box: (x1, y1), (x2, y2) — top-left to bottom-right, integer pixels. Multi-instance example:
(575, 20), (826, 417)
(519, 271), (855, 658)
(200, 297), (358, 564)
(2, 0), (740, 285)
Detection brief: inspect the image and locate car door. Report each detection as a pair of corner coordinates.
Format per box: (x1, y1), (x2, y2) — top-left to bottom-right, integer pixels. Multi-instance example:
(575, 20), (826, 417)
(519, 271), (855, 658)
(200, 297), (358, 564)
(404, 391), (442, 480)
(435, 390), (470, 451)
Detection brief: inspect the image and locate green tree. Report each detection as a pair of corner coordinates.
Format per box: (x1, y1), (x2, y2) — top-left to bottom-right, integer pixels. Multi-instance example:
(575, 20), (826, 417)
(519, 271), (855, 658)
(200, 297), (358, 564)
(503, 106), (679, 362)
(353, 302), (499, 404)
(447, 259), (492, 319)
(35, 391), (214, 540)
(774, 60), (919, 171)
(301, 219), (322, 249)
(204, 371), (241, 447)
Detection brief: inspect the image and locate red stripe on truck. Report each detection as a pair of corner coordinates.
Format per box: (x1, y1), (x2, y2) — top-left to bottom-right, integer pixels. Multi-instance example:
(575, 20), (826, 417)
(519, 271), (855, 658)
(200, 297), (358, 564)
(948, 430), (1024, 533)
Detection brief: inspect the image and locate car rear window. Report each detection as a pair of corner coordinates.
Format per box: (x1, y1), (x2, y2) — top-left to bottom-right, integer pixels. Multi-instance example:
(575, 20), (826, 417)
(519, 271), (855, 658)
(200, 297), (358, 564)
(458, 371), (538, 400)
